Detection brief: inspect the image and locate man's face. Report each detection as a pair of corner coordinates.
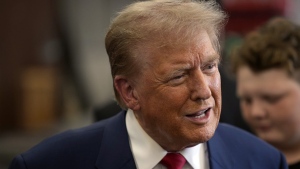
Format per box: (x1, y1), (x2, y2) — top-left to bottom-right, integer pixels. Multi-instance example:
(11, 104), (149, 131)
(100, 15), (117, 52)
(132, 31), (222, 151)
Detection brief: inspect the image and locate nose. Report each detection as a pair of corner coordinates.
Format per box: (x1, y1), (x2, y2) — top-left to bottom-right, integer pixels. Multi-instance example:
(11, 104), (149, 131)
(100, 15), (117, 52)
(190, 70), (211, 101)
(249, 99), (267, 119)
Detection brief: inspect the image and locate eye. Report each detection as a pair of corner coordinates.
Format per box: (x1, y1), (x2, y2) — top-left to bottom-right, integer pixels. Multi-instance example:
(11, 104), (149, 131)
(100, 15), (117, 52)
(202, 62), (218, 74)
(168, 73), (186, 85)
(207, 63), (217, 69)
(240, 96), (252, 105)
(262, 95), (284, 104)
(171, 74), (185, 81)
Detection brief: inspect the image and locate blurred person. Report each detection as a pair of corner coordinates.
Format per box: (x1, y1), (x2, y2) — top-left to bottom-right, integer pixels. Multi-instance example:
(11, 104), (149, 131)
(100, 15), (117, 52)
(9, 1), (288, 169)
(230, 17), (300, 169)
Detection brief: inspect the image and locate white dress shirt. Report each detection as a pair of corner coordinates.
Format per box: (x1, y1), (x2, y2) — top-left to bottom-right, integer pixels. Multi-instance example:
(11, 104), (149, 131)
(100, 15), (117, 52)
(126, 109), (210, 169)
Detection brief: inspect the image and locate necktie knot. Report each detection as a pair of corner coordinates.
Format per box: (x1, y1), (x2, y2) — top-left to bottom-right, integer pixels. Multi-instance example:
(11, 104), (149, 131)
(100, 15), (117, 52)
(161, 153), (186, 169)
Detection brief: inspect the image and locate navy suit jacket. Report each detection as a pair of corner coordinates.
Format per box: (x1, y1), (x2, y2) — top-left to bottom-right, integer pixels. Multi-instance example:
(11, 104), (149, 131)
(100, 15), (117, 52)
(9, 111), (288, 169)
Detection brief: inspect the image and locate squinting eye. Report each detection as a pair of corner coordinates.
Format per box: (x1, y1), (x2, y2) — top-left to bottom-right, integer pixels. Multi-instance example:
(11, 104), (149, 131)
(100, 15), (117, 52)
(240, 97), (252, 105)
(263, 95), (283, 104)
(171, 74), (186, 82)
(168, 74), (186, 86)
(202, 62), (217, 73)
(207, 63), (216, 69)
(173, 75), (183, 80)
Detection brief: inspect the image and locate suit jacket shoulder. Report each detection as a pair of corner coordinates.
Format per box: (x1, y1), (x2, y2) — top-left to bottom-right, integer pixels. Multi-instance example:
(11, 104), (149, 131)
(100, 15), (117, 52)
(9, 111), (136, 169)
(208, 123), (288, 169)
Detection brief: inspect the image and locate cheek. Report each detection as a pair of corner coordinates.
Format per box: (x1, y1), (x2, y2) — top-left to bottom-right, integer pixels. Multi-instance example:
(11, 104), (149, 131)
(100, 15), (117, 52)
(211, 73), (222, 106)
(212, 72), (221, 89)
(240, 104), (252, 121)
(159, 87), (190, 109)
(273, 100), (300, 124)
(141, 86), (190, 112)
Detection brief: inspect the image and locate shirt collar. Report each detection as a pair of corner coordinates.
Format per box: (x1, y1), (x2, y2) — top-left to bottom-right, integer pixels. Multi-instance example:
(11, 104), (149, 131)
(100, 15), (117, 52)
(126, 109), (207, 169)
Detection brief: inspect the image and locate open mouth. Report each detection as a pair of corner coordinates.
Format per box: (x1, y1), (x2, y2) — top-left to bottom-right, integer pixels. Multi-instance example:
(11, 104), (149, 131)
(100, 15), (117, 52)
(186, 108), (211, 118)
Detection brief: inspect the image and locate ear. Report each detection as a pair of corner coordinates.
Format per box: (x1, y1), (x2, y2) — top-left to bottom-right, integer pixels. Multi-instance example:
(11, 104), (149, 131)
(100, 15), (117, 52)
(114, 75), (140, 111)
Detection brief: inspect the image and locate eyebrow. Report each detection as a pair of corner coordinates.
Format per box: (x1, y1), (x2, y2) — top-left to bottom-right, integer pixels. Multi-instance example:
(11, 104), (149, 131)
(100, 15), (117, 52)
(203, 54), (220, 64)
(168, 54), (220, 75)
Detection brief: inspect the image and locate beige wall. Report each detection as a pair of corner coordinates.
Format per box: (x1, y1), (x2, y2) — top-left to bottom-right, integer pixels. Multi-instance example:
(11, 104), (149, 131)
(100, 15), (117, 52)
(58, 0), (133, 110)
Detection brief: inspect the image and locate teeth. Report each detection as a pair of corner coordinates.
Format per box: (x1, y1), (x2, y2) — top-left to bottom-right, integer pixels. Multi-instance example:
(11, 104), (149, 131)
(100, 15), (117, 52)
(186, 108), (210, 118)
(194, 113), (206, 118)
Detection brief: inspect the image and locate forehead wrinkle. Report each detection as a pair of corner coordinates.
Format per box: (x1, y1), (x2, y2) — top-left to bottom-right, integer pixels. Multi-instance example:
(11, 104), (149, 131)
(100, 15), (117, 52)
(195, 53), (220, 67)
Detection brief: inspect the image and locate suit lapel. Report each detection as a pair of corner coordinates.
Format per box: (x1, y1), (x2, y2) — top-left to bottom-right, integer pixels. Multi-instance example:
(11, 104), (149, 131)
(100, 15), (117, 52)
(95, 111), (137, 169)
(207, 125), (234, 169)
(94, 112), (235, 169)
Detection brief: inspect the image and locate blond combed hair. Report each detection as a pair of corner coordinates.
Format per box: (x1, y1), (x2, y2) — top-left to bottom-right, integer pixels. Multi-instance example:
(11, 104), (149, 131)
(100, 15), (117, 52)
(105, 0), (227, 108)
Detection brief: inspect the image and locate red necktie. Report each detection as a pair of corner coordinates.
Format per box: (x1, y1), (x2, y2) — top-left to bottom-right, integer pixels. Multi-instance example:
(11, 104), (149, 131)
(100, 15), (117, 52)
(161, 153), (186, 169)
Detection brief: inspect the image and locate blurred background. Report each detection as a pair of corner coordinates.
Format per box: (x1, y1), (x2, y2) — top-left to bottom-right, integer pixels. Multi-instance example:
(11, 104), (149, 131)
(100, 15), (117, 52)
(0, 0), (299, 168)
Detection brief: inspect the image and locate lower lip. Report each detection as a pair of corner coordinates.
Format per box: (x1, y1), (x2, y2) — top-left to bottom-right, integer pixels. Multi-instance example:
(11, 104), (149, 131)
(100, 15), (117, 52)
(257, 126), (271, 132)
(185, 109), (211, 124)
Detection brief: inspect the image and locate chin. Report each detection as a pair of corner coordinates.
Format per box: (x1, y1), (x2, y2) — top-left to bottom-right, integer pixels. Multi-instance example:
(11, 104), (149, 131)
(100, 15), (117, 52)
(200, 122), (218, 140)
(189, 126), (217, 145)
